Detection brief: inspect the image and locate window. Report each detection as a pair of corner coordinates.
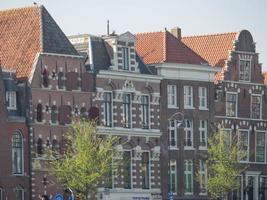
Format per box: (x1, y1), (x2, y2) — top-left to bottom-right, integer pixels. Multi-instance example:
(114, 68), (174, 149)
(184, 86), (193, 108)
(122, 47), (130, 70)
(199, 120), (207, 148)
(80, 107), (87, 119)
(122, 94), (131, 128)
(12, 132), (23, 174)
(37, 138), (43, 156)
(122, 151), (132, 189)
(239, 130), (249, 162)
(169, 120), (177, 147)
(239, 59), (251, 81)
(141, 95), (149, 129)
(167, 85), (177, 107)
(103, 92), (112, 127)
(184, 160), (193, 194)
(170, 160), (177, 193)
(226, 93), (237, 117)
(52, 139), (59, 154)
(51, 105), (57, 124)
(256, 132), (266, 162)
(36, 103), (43, 122)
(0, 187), (3, 200)
(260, 177), (267, 200)
(141, 152), (150, 189)
(199, 160), (207, 195)
(223, 129), (232, 149)
(6, 91), (17, 110)
(15, 187), (24, 200)
(58, 72), (65, 89)
(251, 95), (261, 119)
(199, 87), (207, 109)
(184, 119), (193, 148)
(42, 68), (49, 88)
(232, 176), (242, 200)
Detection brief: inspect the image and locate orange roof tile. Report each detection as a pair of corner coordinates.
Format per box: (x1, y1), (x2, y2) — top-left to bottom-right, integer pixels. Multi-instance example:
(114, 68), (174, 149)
(136, 31), (207, 65)
(182, 32), (238, 68)
(263, 71), (267, 84)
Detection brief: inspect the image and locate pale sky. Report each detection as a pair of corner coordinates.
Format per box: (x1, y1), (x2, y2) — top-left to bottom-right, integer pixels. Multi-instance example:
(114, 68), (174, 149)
(1, 0), (267, 70)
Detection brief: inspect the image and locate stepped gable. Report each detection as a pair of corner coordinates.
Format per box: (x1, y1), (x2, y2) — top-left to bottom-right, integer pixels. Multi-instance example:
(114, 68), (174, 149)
(0, 5), (78, 79)
(135, 31), (207, 65)
(182, 32), (238, 68)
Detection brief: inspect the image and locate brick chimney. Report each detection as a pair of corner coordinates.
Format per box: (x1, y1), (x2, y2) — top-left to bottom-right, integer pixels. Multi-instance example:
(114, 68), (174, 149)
(171, 27), (181, 40)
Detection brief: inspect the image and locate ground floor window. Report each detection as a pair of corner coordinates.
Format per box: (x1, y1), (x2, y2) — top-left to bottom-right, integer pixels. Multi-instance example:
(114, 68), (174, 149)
(260, 177), (267, 200)
(170, 160), (177, 193)
(123, 151), (132, 189)
(184, 160), (193, 195)
(15, 188), (24, 200)
(232, 176), (242, 200)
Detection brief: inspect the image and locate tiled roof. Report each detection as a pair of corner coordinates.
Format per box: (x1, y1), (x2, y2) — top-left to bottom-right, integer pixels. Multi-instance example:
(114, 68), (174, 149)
(182, 32), (238, 67)
(135, 31), (207, 65)
(0, 5), (78, 79)
(263, 71), (267, 84)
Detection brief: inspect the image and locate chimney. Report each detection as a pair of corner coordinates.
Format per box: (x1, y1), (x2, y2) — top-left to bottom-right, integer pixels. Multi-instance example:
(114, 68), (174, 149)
(171, 27), (181, 40)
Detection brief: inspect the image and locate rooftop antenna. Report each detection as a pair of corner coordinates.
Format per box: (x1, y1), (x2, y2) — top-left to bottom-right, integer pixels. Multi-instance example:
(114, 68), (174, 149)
(107, 20), (110, 36)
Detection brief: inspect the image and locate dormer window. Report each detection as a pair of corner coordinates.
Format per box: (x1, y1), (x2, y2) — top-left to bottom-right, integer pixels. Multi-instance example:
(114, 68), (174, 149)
(122, 47), (130, 70)
(6, 91), (17, 110)
(239, 59), (251, 81)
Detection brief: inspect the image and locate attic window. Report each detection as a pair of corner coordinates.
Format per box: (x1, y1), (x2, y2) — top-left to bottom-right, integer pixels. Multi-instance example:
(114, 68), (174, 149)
(239, 59), (251, 82)
(6, 91), (17, 110)
(122, 47), (130, 70)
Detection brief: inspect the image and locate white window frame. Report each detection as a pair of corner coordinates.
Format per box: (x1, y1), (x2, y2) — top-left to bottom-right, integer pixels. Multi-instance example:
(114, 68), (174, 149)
(255, 131), (266, 163)
(12, 131), (24, 175)
(15, 187), (25, 200)
(170, 159), (177, 194)
(199, 160), (207, 195)
(239, 58), (251, 82)
(238, 129), (249, 162)
(184, 119), (194, 149)
(184, 160), (193, 195)
(251, 94), (262, 119)
(169, 120), (177, 149)
(199, 120), (208, 149)
(141, 95), (150, 129)
(6, 91), (17, 110)
(167, 85), (177, 108)
(103, 92), (113, 127)
(226, 92), (238, 117)
(141, 151), (151, 190)
(122, 93), (132, 128)
(232, 175), (243, 200)
(122, 47), (130, 70)
(0, 188), (3, 200)
(184, 86), (194, 109)
(122, 150), (133, 189)
(198, 87), (208, 109)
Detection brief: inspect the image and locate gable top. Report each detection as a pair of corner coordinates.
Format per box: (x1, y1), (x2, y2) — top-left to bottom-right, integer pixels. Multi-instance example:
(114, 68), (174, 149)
(182, 32), (239, 68)
(0, 5), (78, 79)
(118, 32), (136, 43)
(135, 31), (208, 65)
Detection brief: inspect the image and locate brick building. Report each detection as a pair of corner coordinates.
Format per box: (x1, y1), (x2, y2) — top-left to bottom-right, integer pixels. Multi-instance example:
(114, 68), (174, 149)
(136, 28), (220, 200)
(0, 68), (30, 200)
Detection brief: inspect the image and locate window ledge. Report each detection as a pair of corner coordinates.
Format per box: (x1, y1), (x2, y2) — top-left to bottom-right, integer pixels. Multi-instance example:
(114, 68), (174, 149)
(199, 146), (207, 150)
(184, 106), (195, 109)
(168, 106), (179, 109)
(184, 147), (195, 150)
(199, 107), (209, 111)
(169, 147), (179, 150)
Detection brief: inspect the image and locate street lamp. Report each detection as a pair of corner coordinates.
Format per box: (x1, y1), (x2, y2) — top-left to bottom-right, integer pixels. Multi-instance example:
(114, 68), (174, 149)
(167, 111), (184, 200)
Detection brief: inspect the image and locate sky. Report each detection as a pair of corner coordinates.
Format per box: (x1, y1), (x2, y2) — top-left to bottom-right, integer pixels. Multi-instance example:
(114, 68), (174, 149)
(1, 0), (267, 70)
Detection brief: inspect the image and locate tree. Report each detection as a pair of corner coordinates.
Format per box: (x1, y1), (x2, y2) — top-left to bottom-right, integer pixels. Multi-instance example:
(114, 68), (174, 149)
(49, 120), (118, 200)
(205, 129), (248, 200)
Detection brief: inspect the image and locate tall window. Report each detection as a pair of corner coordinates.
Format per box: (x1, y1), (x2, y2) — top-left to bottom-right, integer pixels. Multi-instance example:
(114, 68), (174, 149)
(167, 85), (177, 107)
(199, 120), (207, 148)
(239, 59), (251, 81)
(184, 160), (193, 195)
(122, 94), (131, 128)
(239, 130), (249, 162)
(58, 72), (65, 89)
(122, 151), (132, 189)
(103, 92), (112, 127)
(42, 68), (49, 88)
(199, 87), (207, 109)
(169, 120), (177, 147)
(199, 160), (207, 195)
(122, 47), (130, 70)
(232, 176), (242, 200)
(141, 152), (150, 189)
(15, 187), (24, 200)
(223, 129), (232, 149)
(184, 119), (193, 148)
(260, 177), (267, 200)
(36, 103), (43, 122)
(37, 138), (43, 156)
(256, 132), (266, 162)
(6, 91), (17, 110)
(12, 132), (23, 174)
(170, 160), (177, 193)
(226, 93), (237, 117)
(51, 105), (57, 124)
(141, 95), (149, 129)
(251, 95), (261, 119)
(184, 86), (193, 108)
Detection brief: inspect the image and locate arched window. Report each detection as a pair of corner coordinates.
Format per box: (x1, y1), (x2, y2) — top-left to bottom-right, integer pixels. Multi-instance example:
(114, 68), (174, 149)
(42, 68), (49, 88)
(15, 186), (24, 200)
(12, 132), (23, 174)
(51, 105), (57, 124)
(37, 138), (43, 156)
(58, 72), (64, 89)
(36, 104), (43, 122)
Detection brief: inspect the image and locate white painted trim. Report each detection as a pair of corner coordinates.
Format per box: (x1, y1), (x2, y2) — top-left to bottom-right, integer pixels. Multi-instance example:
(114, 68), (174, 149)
(255, 131), (267, 163)
(225, 92), (238, 117)
(40, 52), (83, 58)
(223, 80), (266, 86)
(250, 94), (262, 120)
(215, 116), (267, 122)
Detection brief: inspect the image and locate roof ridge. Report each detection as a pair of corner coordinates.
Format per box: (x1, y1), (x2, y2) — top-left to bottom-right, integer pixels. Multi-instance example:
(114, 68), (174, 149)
(39, 5), (44, 52)
(182, 31), (238, 39)
(163, 31), (167, 62)
(135, 30), (164, 36)
(0, 4), (40, 13)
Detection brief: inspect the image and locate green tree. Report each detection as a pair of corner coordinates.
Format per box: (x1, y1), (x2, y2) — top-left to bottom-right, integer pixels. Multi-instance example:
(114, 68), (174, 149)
(206, 129), (248, 200)
(49, 120), (118, 200)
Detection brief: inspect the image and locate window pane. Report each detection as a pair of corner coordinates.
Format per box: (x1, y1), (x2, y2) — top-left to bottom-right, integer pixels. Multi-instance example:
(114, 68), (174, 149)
(103, 92), (112, 127)
(141, 152), (150, 189)
(123, 151), (131, 189)
(12, 132), (23, 174)
(251, 96), (261, 119)
(256, 132), (266, 162)
(226, 93), (237, 117)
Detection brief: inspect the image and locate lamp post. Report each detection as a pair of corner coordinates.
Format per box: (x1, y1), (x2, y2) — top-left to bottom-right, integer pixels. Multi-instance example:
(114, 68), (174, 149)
(167, 111), (184, 200)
